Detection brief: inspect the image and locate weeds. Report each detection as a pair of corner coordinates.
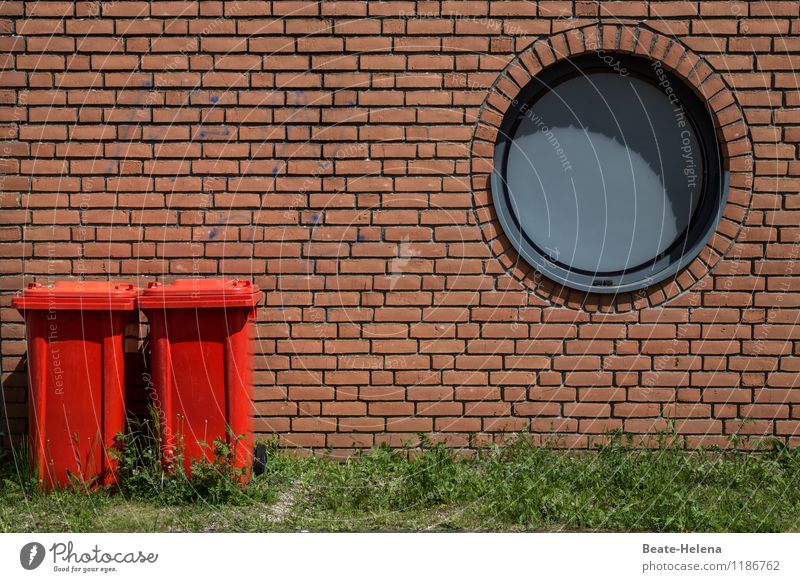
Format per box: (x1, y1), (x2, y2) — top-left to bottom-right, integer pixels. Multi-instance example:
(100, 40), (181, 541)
(2, 433), (800, 532)
(188, 437), (250, 505)
(112, 410), (250, 505)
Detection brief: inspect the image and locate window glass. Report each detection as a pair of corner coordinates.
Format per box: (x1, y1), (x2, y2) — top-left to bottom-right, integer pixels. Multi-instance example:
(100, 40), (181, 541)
(492, 55), (726, 293)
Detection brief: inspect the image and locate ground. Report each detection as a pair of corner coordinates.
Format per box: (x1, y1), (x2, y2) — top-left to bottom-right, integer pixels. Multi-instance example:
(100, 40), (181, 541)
(2, 437), (799, 533)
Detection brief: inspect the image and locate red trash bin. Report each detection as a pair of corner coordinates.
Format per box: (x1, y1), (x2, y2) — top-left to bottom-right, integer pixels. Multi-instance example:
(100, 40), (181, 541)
(12, 281), (137, 490)
(138, 279), (261, 478)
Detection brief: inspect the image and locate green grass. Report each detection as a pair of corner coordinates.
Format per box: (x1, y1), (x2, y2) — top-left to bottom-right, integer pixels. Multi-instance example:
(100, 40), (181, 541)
(2, 435), (800, 533)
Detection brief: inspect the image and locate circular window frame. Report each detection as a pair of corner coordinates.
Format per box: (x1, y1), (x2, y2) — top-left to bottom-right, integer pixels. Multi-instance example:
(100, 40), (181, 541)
(491, 52), (730, 295)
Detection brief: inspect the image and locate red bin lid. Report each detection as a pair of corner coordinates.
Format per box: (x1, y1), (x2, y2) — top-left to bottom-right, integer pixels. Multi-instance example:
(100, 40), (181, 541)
(137, 278), (261, 309)
(12, 281), (137, 311)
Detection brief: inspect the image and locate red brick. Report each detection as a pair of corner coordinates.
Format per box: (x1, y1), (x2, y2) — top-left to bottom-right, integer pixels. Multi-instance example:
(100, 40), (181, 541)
(0, 14), (789, 453)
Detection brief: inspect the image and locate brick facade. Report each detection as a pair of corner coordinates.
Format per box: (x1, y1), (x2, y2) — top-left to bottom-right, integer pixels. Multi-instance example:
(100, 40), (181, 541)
(1, 1), (799, 453)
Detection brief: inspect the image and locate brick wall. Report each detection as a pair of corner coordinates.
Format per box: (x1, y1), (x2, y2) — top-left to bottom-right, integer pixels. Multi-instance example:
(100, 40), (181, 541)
(1, 1), (799, 453)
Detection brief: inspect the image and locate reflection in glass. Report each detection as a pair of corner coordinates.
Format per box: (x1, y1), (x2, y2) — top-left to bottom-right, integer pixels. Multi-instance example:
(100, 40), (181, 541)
(505, 73), (703, 274)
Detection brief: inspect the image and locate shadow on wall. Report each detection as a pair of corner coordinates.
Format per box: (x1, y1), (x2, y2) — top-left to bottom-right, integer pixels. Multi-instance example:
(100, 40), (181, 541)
(0, 359), (28, 450)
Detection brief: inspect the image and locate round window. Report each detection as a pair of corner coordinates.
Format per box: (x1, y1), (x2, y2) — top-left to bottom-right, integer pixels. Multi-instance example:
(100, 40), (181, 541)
(492, 53), (728, 293)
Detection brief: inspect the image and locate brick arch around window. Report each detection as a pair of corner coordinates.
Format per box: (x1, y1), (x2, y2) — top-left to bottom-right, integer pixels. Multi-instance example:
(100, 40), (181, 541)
(470, 24), (753, 313)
